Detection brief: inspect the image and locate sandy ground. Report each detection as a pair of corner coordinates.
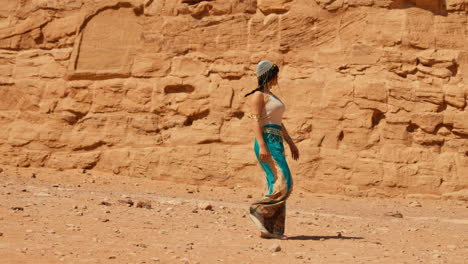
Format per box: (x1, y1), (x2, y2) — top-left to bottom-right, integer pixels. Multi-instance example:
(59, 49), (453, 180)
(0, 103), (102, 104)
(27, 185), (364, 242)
(0, 166), (467, 264)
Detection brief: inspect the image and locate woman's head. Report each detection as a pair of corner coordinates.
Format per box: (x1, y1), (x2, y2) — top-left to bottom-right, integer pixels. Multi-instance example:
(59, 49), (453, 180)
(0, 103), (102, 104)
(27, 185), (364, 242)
(256, 60), (279, 89)
(244, 60), (279, 97)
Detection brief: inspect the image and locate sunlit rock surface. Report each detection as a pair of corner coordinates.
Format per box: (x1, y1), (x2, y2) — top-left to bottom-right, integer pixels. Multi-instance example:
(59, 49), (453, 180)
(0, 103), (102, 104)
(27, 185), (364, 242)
(0, 0), (467, 198)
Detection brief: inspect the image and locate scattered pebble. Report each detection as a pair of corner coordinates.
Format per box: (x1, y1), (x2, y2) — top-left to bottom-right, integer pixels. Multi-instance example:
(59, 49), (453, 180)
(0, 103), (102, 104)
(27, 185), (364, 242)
(269, 243), (281, 252)
(118, 199), (134, 207)
(136, 201), (152, 209)
(135, 243), (148, 248)
(246, 194), (253, 198)
(198, 202), (213, 211)
(11, 207), (24, 211)
(99, 201), (112, 206)
(409, 201), (422, 207)
(384, 211), (403, 218)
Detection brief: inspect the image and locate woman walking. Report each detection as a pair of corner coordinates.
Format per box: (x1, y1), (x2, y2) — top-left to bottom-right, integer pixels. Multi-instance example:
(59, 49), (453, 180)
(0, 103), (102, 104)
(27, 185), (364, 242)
(245, 60), (299, 239)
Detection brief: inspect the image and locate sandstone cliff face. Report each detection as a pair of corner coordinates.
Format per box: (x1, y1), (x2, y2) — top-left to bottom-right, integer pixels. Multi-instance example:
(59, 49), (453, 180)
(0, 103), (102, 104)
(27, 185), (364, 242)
(0, 0), (467, 199)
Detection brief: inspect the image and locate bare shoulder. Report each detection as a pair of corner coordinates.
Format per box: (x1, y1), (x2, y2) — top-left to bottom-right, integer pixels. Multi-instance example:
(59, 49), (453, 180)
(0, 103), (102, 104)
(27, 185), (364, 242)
(249, 91), (264, 105)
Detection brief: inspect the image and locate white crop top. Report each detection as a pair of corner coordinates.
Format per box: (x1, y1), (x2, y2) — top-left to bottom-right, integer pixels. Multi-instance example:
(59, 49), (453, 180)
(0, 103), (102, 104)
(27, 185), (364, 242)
(260, 92), (285, 126)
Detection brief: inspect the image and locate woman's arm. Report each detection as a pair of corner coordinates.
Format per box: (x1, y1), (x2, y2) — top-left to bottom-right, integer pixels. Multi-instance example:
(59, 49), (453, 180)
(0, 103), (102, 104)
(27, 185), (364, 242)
(281, 122), (294, 145)
(281, 122), (300, 160)
(249, 92), (270, 162)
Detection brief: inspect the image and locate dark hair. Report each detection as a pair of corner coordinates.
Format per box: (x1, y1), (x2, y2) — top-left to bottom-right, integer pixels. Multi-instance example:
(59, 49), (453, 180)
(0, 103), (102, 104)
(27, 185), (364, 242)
(244, 64), (279, 97)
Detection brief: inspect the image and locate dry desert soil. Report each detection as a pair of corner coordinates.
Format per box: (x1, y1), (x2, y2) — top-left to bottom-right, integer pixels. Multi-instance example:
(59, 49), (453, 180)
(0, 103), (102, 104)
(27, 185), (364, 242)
(0, 166), (467, 264)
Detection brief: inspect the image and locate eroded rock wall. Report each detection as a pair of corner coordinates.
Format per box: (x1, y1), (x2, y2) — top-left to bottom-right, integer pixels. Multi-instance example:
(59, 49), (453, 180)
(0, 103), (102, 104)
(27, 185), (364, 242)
(0, 0), (467, 198)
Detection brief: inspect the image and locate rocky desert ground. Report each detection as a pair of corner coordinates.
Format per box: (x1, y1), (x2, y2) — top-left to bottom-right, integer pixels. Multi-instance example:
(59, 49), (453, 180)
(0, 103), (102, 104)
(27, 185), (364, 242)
(1, 166), (467, 264)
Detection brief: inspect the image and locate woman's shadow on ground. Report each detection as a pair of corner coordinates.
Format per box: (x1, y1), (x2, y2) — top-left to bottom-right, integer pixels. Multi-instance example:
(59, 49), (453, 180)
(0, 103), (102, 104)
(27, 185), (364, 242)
(287, 235), (364, 241)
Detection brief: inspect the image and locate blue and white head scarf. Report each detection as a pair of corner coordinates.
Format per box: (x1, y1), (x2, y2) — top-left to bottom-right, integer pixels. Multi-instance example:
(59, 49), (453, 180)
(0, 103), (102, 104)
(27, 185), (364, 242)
(256, 60), (274, 77)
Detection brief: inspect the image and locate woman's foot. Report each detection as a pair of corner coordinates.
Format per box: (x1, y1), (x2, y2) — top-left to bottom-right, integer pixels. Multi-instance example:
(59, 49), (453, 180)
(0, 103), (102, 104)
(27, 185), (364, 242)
(260, 232), (288, 240)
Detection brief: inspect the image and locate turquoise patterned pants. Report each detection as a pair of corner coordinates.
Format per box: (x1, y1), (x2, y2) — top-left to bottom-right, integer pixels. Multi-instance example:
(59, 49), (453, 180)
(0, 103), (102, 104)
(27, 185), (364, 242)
(250, 124), (293, 235)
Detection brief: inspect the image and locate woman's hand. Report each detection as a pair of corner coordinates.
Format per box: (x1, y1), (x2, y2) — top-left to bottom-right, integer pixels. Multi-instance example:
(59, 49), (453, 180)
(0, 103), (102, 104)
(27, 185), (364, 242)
(289, 142), (299, 161)
(259, 145), (271, 162)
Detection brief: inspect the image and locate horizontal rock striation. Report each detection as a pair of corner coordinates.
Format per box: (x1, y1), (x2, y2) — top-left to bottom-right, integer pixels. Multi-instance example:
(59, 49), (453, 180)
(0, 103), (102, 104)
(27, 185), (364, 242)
(0, 0), (467, 199)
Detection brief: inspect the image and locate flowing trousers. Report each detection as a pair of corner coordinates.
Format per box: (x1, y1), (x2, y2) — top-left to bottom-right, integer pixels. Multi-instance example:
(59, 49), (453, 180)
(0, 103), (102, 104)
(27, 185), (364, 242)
(249, 124), (293, 236)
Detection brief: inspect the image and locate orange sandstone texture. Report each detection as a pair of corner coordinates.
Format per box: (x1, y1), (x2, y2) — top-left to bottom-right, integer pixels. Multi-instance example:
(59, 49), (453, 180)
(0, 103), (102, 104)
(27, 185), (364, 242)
(0, 0), (467, 199)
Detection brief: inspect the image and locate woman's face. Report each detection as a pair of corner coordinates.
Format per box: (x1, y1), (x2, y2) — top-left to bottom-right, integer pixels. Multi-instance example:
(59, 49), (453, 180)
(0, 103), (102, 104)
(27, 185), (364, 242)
(270, 74), (278, 86)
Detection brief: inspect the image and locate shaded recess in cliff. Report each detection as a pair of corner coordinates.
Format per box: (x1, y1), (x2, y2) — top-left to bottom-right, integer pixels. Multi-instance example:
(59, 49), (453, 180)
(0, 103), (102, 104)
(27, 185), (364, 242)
(389, 0), (448, 15)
